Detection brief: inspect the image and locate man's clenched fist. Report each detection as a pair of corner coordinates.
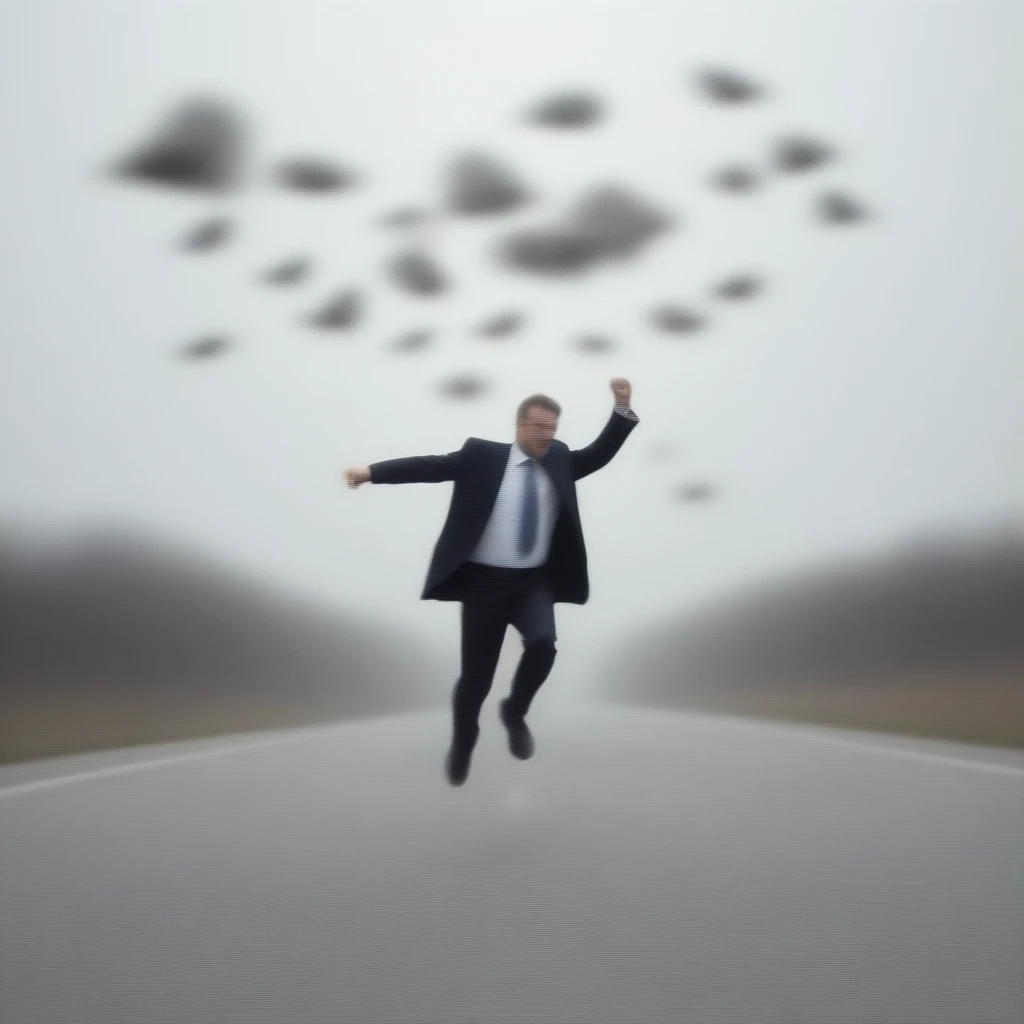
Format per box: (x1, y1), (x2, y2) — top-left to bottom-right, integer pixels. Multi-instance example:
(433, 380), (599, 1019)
(343, 466), (371, 488)
(610, 378), (632, 404)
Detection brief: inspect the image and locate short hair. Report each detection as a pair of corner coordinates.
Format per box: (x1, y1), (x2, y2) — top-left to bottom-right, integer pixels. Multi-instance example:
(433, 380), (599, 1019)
(516, 393), (562, 423)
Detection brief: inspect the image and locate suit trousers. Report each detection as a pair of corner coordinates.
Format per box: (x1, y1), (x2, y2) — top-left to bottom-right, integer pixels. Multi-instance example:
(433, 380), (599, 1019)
(450, 560), (558, 747)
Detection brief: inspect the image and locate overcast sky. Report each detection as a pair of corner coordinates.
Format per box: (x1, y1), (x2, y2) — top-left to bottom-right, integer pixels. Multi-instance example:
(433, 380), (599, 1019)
(1, 0), (1021, 696)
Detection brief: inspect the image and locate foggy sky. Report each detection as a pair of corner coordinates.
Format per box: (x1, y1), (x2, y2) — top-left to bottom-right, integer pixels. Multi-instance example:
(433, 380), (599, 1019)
(1, 0), (1021, 698)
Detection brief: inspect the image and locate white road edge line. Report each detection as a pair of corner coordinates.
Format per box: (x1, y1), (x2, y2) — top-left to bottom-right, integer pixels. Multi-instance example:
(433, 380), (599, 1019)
(0, 730), (316, 800)
(679, 710), (1024, 777)
(772, 729), (1024, 778)
(597, 704), (1024, 778)
(0, 712), (1021, 800)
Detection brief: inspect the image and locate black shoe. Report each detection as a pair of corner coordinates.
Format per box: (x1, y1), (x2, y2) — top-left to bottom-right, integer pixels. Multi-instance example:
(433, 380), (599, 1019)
(445, 741), (474, 786)
(499, 698), (535, 760)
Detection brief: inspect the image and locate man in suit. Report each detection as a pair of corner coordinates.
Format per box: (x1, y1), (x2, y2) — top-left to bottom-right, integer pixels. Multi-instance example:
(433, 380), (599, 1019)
(343, 378), (639, 785)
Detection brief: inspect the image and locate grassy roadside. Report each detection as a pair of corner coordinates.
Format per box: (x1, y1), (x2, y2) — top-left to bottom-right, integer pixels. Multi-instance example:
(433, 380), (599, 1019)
(604, 668), (1024, 749)
(0, 690), (439, 765)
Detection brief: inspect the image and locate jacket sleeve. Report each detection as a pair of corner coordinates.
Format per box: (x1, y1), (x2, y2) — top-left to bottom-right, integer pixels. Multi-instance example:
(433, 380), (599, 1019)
(369, 441), (468, 485)
(570, 406), (640, 481)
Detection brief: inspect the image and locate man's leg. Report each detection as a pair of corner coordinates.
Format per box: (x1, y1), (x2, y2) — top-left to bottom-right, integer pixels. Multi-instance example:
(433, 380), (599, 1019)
(451, 577), (511, 751)
(505, 574), (558, 722)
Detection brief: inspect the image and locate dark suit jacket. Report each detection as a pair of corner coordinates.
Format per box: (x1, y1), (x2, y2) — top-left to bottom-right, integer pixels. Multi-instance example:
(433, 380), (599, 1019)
(368, 407), (640, 605)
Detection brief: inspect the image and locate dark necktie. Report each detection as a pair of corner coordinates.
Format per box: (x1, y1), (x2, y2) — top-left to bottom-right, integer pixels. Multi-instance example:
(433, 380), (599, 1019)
(517, 458), (538, 556)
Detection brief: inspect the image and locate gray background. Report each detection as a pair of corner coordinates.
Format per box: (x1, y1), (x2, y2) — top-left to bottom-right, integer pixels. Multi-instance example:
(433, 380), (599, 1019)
(1, 0), (1021, 694)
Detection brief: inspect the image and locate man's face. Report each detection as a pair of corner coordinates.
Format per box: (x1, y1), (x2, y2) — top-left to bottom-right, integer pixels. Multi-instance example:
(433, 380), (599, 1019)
(516, 408), (558, 458)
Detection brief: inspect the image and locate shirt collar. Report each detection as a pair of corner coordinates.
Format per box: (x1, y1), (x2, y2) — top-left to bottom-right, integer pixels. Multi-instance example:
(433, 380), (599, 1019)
(511, 441), (534, 466)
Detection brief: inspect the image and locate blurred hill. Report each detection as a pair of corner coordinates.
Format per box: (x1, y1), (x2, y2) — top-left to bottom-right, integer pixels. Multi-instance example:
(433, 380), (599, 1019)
(596, 525), (1024, 748)
(0, 522), (447, 763)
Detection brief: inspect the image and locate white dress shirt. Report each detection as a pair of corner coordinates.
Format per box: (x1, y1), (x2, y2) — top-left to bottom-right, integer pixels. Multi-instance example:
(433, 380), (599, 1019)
(468, 405), (633, 569)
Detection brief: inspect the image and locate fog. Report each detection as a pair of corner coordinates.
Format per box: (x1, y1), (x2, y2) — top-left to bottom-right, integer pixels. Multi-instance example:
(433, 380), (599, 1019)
(1, 0), (1021, 700)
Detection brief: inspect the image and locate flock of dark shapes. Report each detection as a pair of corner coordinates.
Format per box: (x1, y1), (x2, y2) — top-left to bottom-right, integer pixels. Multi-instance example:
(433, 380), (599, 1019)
(107, 66), (874, 504)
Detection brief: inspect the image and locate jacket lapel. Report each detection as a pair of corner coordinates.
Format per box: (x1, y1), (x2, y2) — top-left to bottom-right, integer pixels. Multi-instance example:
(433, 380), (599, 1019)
(487, 442), (571, 512)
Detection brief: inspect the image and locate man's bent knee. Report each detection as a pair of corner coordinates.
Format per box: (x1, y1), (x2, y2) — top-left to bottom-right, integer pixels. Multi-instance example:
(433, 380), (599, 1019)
(525, 638), (556, 652)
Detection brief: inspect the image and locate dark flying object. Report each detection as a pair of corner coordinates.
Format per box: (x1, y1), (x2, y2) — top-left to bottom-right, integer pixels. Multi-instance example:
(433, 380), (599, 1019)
(180, 216), (232, 253)
(573, 334), (617, 354)
(695, 67), (763, 104)
(391, 328), (433, 353)
(818, 190), (868, 224)
(261, 255), (311, 285)
(112, 98), (245, 193)
(447, 152), (531, 216)
(651, 305), (707, 334)
(379, 207), (430, 228)
(388, 249), (448, 296)
(499, 227), (601, 276)
(526, 90), (604, 129)
(774, 135), (834, 173)
(178, 335), (231, 360)
(437, 372), (488, 400)
(476, 310), (525, 338)
(714, 274), (763, 300)
(566, 184), (673, 259)
(711, 165), (759, 194)
(306, 289), (363, 330)
(276, 158), (358, 193)
(675, 481), (716, 502)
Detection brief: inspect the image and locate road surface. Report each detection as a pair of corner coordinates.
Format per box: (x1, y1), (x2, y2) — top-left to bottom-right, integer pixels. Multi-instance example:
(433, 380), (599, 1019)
(2, 704), (1022, 1023)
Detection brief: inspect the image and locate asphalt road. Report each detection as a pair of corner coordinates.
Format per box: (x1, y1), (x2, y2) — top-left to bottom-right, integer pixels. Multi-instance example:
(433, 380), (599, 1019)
(2, 705), (1022, 1023)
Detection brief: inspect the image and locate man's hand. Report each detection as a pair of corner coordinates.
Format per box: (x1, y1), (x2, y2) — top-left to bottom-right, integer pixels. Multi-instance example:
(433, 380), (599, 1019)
(610, 378), (632, 405)
(343, 466), (371, 489)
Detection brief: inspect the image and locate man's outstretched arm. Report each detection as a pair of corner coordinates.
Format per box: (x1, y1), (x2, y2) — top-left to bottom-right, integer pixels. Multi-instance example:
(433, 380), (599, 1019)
(343, 443), (467, 488)
(570, 378), (640, 482)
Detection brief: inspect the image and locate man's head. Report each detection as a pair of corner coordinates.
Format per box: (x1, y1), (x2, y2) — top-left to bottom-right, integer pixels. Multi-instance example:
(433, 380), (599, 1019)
(515, 393), (561, 459)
